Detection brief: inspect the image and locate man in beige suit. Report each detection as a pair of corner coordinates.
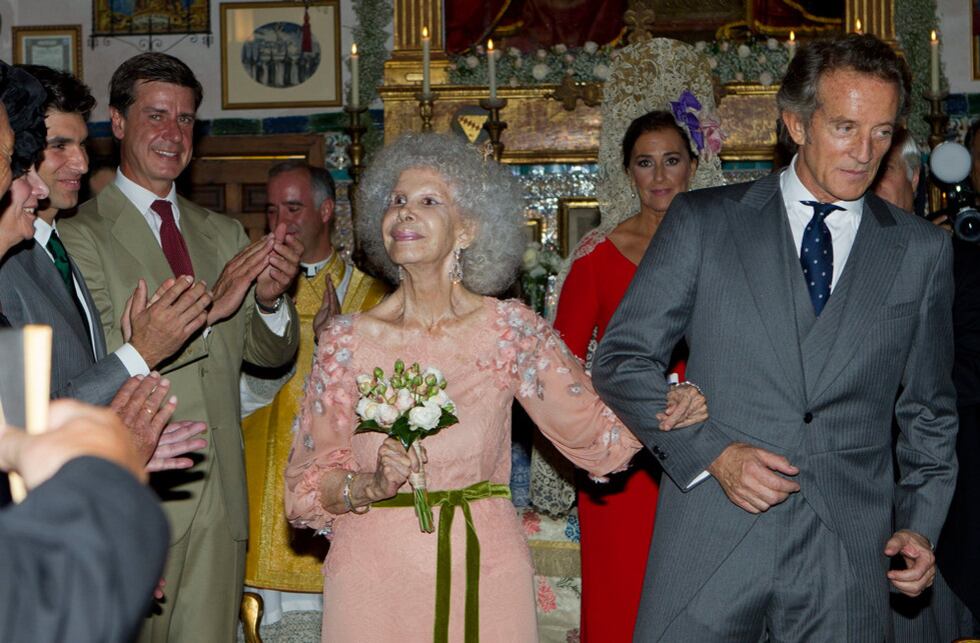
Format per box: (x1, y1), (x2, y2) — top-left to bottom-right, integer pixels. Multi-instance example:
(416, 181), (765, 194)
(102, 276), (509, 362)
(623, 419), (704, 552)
(60, 52), (301, 642)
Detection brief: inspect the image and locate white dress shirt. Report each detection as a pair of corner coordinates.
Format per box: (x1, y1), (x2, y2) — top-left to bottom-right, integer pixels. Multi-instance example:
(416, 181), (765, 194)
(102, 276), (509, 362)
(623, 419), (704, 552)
(33, 216), (150, 377)
(113, 169), (290, 335)
(780, 155), (864, 290)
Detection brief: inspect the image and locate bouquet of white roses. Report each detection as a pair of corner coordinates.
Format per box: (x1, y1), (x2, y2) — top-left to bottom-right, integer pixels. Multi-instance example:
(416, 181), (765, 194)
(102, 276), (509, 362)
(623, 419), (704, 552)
(354, 359), (458, 532)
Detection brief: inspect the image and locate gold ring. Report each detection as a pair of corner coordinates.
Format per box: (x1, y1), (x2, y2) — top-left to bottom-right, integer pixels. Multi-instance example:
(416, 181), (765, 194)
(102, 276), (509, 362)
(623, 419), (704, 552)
(143, 407), (155, 415)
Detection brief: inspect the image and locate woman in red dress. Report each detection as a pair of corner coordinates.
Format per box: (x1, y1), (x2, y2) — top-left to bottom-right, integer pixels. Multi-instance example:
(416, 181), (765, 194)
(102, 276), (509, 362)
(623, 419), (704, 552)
(549, 38), (726, 642)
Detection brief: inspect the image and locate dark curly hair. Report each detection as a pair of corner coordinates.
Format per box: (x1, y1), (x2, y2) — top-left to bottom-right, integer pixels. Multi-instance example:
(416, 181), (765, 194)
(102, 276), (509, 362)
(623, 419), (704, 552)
(0, 61), (47, 178)
(18, 64), (95, 120)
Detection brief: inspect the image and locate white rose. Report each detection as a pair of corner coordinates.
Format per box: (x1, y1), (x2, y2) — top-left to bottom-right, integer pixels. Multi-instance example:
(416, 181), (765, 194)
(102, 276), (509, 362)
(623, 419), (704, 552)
(430, 389), (451, 408)
(508, 47), (521, 57)
(513, 57), (524, 69)
(465, 55), (479, 69)
(409, 403), (442, 431)
(522, 247), (538, 270)
(707, 57), (718, 70)
(356, 398), (379, 421)
(694, 41), (706, 52)
(734, 71), (744, 81)
(564, 53), (575, 64)
(737, 44), (751, 58)
(532, 63), (550, 80)
(767, 38), (779, 50)
(593, 63), (610, 80)
(377, 403), (399, 426)
(759, 71), (774, 86)
(757, 53), (767, 64)
(395, 388), (414, 413)
(583, 41), (598, 54)
(536, 48), (548, 60)
(720, 41), (730, 52)
(356, 374), (373, 393)
(422, 367), (444, 384)
(554, 43), (567, 54)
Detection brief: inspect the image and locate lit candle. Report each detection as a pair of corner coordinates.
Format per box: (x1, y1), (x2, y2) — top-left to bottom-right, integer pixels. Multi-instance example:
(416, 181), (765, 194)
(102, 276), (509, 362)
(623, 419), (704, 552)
(930, 30), (941, 95)
(855, 18), (862, 34)
(787, 31), (796, 61)
(350, 43), (360, 109)
(487, 39), (497, 100)
(422, 26), (431, 96)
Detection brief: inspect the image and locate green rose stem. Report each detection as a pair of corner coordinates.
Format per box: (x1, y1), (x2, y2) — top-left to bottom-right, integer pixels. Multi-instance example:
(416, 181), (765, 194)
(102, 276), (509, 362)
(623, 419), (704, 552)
(410, 441), (434, 532)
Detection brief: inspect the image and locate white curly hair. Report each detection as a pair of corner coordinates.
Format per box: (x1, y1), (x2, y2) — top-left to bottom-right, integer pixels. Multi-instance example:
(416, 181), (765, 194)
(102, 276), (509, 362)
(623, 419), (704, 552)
(356, 133), (526, 295)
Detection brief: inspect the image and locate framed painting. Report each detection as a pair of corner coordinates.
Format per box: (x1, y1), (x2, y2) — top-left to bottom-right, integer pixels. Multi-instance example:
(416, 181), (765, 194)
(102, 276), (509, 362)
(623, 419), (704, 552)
(557, 198), (600, 257)
(12, 25), (83, 78)
(220, 0), (341, 109)
(524, 218), (542, 245)
(92, 0), (210, 36)
(975, 0), (980, 79)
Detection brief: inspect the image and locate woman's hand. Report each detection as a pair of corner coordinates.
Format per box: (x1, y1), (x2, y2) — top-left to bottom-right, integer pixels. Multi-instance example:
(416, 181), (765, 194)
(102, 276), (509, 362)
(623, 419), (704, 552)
(656, 383), (708, 431)
(366, 437), (424, 501)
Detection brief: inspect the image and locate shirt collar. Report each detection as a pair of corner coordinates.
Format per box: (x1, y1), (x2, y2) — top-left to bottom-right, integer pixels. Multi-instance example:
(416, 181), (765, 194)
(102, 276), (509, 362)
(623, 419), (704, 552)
(114, 169), (179, 218)
(780, 154), (864, 217)
(33, 216), (54, 247)
(301, 253), (332, 278)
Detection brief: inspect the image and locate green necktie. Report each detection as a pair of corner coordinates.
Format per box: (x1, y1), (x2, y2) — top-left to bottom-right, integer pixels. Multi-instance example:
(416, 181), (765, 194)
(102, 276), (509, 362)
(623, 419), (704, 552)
(46, 230), (73, 293)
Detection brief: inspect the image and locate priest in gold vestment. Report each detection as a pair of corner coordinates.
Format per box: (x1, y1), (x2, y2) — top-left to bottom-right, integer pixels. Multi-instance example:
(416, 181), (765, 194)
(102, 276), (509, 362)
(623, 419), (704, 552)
(240, 161), (388, 630)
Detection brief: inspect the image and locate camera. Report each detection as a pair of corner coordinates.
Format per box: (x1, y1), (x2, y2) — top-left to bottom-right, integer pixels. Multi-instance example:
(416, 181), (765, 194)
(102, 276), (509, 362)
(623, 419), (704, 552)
(929, 142), (980, 242)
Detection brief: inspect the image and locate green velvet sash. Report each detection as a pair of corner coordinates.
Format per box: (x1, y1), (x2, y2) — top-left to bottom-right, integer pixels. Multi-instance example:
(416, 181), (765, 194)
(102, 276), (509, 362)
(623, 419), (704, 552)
(374, 480), (512, 643)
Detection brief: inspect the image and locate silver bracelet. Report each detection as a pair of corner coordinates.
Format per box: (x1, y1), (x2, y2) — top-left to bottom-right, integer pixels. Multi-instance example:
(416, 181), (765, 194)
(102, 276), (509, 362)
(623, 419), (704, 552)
(672, 380), (704, 396)
(342, 472), (369, 514)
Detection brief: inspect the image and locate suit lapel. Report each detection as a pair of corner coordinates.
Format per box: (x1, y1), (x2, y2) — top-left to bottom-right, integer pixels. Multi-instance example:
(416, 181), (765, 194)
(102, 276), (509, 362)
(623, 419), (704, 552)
(71, 258), (107, 359)
(101, 184), (176, 292)
(177, 197), (221, 288)
(19, 243), (91, 350)
(807, 196), (907, 404)
(729, 174), (807, 401)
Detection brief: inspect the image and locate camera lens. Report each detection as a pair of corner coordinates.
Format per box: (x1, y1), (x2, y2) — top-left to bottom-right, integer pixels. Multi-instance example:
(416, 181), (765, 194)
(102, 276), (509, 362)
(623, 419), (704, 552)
(954, 208), (980, 243)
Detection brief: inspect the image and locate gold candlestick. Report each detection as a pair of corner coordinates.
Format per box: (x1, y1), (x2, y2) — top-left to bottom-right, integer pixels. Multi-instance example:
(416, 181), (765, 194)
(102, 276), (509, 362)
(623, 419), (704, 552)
(344, 105), (368, 199)
(479, 97), (508, 162)
(417, 92), (435, 132)
(924, 90), (950, 215)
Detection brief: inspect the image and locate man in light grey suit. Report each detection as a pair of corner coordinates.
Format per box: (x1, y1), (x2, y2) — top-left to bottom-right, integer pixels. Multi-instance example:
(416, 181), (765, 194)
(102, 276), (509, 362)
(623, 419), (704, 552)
(593, 34), (958, 642)
(0, 65), (209, 468)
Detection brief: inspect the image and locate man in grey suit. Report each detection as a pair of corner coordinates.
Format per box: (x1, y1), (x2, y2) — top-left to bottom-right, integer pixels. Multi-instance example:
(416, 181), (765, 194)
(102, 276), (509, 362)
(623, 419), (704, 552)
(593, 34), (957, 641)
(0, 65), (208, 468)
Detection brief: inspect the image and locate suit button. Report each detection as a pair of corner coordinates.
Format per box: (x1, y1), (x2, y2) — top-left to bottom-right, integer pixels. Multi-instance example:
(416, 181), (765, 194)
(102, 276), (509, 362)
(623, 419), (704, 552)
(803, 412), (813, 424)
(652, 446), (666, 460)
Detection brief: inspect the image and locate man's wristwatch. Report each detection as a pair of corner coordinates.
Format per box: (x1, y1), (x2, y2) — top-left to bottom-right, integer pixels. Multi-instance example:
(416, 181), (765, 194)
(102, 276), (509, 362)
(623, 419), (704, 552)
(255, 293), (284, 314)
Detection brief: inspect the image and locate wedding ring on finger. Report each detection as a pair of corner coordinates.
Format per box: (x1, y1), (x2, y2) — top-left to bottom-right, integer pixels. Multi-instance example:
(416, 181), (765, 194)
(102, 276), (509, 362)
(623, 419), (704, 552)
(143, 406), (155, 416)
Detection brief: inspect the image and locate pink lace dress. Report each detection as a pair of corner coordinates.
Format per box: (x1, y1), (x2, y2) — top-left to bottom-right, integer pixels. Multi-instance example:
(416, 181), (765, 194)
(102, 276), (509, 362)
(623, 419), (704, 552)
(284, 298), (641, 642)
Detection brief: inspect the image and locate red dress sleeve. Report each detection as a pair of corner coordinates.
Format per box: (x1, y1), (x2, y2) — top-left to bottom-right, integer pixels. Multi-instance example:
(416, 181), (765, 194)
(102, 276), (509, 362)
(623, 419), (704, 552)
(553, 249), (600, 361)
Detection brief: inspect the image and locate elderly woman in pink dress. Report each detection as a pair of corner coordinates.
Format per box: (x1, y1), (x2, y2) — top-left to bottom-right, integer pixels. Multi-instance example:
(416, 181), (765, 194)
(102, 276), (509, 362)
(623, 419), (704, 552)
(284, 133), (707, 642)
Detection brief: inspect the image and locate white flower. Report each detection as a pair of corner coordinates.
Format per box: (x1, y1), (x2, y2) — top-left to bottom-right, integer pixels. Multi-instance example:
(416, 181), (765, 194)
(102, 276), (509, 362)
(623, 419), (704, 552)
(694, 41), (706, 52)
(409, 403), (441, 431)
(522, 247), (539, 270)
(720, 41), (730, 52)
(355, 398), (379, 421)
(508, 47), (521, 58)
(356, 374), (373, 393)
(430, 389), (451, 408)
(509, 77), (519, 86)
(377, 403), (399, 426)
(757, 53), (767, 64)
(593, 63), (611, 80)
(465, 55), (479, 69)
(536, 48), (548, 60)
(707, 57), (718, 70)
(475, 44), (485, 55)
(532, 63), (550, 80)
(564, 53), (575, 64)
(767, 37), (779, 50)
(737, 44), (751, 58)
(583, 41), (598, 54)
(513, 57), (524, 69)
(554, 43), (567, 54)
(759, 71), (774, 86)
(395, 388), (414, 413)
(734, 71), (744, 81)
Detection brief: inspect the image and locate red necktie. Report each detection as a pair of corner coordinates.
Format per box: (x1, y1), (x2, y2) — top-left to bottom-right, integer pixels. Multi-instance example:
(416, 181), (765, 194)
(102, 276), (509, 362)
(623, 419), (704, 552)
(151, 199), (195, 278)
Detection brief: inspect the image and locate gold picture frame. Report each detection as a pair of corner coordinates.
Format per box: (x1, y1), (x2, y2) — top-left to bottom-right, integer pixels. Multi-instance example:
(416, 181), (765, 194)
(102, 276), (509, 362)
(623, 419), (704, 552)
(220, 0), (342, 110)
(524, 218), (543, 245)
(558, 198), (600, 257)
(12, 25), (83, 79)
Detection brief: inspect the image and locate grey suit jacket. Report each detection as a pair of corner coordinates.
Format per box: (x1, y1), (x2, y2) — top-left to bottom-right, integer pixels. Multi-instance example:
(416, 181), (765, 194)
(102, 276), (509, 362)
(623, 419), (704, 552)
(0, 239), (128, 405)
(593, 173), (958, 641)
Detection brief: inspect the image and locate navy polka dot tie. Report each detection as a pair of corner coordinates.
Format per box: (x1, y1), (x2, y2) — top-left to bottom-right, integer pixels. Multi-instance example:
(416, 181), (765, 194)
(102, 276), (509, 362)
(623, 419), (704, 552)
(799, 200), (843, 316)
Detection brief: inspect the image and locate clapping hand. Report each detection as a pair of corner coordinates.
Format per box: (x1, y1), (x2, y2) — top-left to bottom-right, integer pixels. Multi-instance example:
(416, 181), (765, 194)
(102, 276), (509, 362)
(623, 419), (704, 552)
(255, 222), (303, 309)
(122, 277), (211, 368)
(145, 421), (207, 472)
(110, 373), (176, 465)
(207, 236), (274, 325)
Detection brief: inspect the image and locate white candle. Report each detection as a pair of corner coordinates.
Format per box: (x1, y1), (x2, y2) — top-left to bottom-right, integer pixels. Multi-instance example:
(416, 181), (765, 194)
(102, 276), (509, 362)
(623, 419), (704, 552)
(787, 31), (796, 61)
(487, 39), (497, 100)
(350, 43), (360, 109)
(930, 30), (941, 95)
(422, 26), (431, 96)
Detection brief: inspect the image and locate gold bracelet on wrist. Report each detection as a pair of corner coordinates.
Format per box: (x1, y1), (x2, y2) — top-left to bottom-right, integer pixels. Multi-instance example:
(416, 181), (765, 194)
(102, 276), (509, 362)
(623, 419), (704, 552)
(342, 472), (370, 514)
